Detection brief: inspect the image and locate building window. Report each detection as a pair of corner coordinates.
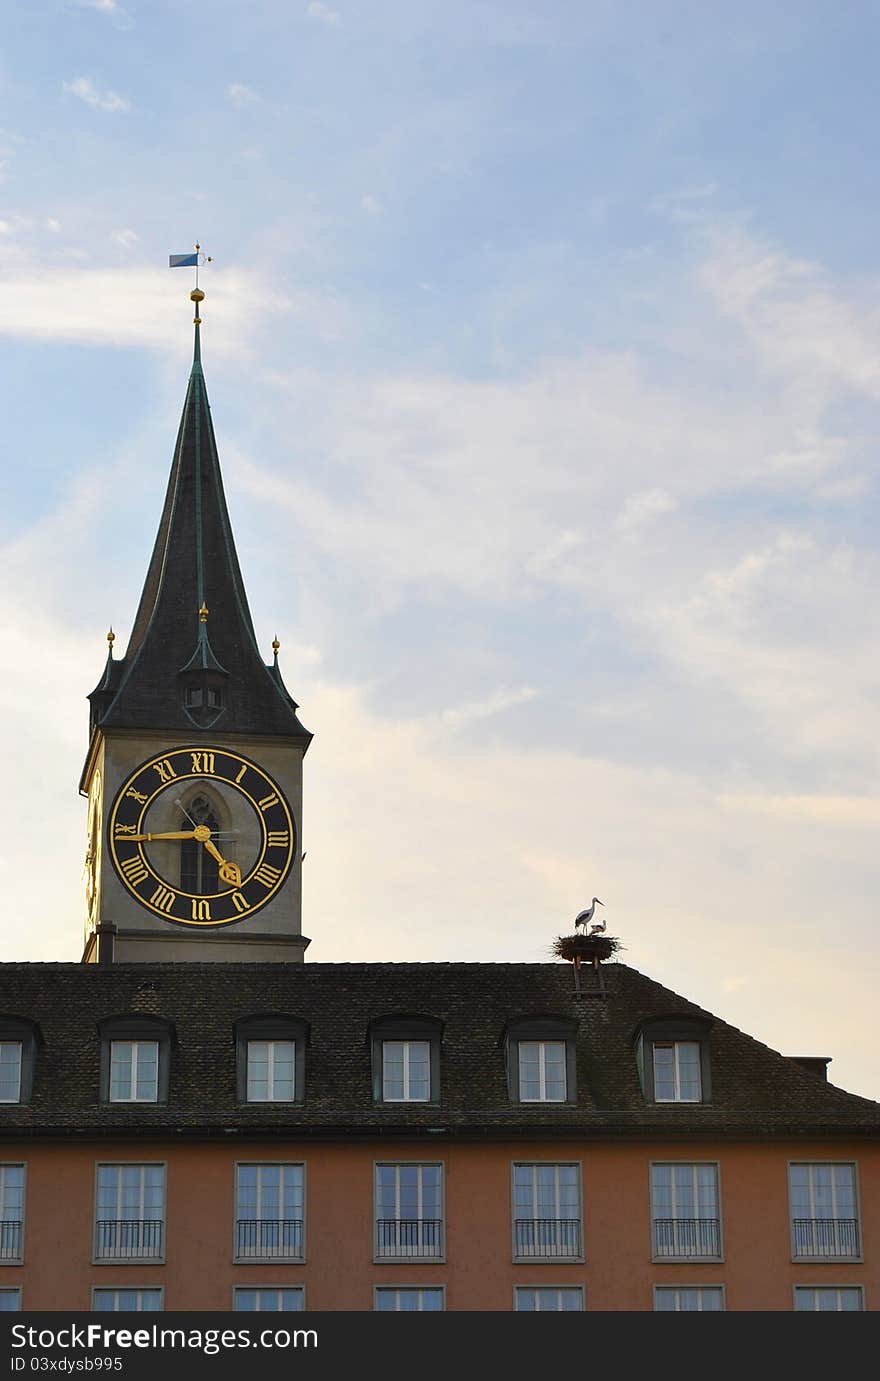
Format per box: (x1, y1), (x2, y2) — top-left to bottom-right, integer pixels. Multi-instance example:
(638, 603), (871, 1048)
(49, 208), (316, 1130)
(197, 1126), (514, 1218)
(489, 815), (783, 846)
(514, 1287), (584, 1311)
(370, 1017), (443, 1105)
(789, 1164), (860, 1260)
(651, 1163), (721, 1260)
(654, 1286), (724, 1311)
(512, 1163), (582, 1261)
(109, 1041), (159, 1103)
(99, 1017), (173, 1105)
(234, 1017), (308, 1105)
(94, 1164), (165, 1262)
(503, 1018), (577, 1105)
(0, 1165), (24, 1263)
(0, 1290), (20, 1312)
(374, 1288), (444, 1312)
(375, 1163), (444, 1261)
(235, 1164), (305, 1261)
(93, 1289), (163, 1312)
(234, 1288), (305, 1312)
(247, 1041), (295, 1102)
(0, 1019), (40, 1105)
(0, 1045), (22, 1104)
(794, 1287), (864, 1312)
(634, 1018), (712, 1104)
(180, 795), (221, 894)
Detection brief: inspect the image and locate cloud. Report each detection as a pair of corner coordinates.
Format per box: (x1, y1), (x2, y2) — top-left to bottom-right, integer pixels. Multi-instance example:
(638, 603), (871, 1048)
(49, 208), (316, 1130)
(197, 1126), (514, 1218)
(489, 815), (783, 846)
(360, 194), (382, 217)
(306, 2), (340, 24)
(227, 83), (262, 109)
(62, 77), (131, 113)
(614, 487), (677, 533)
(113, 228), (138, 248)
(439, 686), (539, 730)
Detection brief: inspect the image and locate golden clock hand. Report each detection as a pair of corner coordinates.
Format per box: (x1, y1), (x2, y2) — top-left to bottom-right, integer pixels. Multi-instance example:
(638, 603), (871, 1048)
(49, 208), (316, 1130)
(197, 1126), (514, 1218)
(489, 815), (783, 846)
(129, 829), (201, 843)
(201, 837), (242, 887)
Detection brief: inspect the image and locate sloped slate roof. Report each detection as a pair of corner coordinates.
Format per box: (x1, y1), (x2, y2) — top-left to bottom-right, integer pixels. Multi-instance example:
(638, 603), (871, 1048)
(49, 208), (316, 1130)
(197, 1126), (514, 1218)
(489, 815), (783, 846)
(0, 961), (876, 1140)
(92, 328), (310, 742)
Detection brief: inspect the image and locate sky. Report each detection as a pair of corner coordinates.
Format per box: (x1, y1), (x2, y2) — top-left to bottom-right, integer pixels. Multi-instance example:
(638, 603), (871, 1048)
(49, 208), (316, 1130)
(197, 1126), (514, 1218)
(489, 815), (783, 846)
(1, 1), (880, 1099)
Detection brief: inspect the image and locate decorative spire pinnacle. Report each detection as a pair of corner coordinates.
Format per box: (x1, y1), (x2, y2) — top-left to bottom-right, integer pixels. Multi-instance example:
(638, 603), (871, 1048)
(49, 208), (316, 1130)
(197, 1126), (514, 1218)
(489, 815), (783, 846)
(272, 635), (280, 661)
(107, 627), (115, 655)
(199, 602), (209, 624)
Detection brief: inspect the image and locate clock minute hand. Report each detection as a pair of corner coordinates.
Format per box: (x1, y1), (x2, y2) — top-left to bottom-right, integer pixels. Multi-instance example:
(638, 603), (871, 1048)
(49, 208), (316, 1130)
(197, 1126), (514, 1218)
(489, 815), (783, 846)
(129, 829), (199, 842)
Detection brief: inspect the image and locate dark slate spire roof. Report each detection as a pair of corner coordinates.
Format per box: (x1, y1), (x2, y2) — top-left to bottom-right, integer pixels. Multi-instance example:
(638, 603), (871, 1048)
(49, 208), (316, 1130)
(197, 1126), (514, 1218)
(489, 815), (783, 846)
(91, 317), (311, 742)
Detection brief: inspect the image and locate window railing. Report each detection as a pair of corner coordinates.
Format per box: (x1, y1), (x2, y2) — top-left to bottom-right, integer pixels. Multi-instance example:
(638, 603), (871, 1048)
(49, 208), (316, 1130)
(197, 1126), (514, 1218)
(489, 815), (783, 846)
(0, 1221), (22, 1261)
(94, 1219), (164, 1260)
(791, 1218), (860, 1259)
(375, 1219), (444, 1259)
(235, 1218), (304, 1259)
(514, 1218), (581, 1259)
(653, 1217), (721, 1259)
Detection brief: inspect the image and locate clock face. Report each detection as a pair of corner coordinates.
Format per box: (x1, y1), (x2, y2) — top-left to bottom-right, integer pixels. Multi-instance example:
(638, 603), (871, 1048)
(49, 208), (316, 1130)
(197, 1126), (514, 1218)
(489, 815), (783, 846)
(107, 747), (295, 927)
(84, 769), (102, 936)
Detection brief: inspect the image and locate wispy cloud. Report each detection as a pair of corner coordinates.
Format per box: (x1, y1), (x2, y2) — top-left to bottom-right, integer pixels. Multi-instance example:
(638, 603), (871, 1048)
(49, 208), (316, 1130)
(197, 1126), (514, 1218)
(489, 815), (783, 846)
(306, 2), (340, 25)
(227, 83), (262, 109)
(62, 77), (131, 113)
(360, 194), (382, 217)
(439, 686), (540, 730)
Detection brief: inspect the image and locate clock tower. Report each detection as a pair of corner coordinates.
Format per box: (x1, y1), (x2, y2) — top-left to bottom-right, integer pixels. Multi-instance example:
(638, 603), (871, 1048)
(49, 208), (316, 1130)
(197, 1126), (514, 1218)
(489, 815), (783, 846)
(80, 289), (311, 963)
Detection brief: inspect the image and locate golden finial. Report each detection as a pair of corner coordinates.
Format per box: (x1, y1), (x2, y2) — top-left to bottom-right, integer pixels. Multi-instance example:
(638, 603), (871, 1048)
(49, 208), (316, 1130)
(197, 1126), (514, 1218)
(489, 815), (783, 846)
(199, 602), (209, 624)
(272, 635), (280, 658)
(107, 627), (115, 655)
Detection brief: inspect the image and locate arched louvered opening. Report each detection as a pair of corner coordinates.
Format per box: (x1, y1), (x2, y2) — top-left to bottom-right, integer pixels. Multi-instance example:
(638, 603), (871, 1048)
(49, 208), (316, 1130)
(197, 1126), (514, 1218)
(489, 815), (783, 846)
(180, 794), (221, 894)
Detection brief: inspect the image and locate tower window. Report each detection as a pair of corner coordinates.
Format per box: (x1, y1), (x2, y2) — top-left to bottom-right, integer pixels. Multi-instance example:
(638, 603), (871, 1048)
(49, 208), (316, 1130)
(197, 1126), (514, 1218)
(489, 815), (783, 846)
(180, 796), (220, 894)
(184, 686), (223, 709)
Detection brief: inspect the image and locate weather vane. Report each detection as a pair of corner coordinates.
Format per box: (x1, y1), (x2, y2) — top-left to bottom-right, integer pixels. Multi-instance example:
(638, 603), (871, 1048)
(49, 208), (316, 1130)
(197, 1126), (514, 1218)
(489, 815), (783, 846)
(169, 243), (214, 321)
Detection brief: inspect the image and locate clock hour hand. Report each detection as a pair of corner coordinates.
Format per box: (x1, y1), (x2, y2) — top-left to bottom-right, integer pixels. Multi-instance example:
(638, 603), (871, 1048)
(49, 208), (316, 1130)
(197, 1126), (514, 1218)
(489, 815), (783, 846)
(129, 828), (199, 842)
(201, 836), (242, 888)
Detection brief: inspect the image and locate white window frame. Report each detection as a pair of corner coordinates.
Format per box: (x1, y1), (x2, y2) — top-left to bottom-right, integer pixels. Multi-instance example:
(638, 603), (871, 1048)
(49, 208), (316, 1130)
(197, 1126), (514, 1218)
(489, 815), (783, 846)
(513, 1285), (585, 1311)
(232, 1286), (306, 1312)
(653, 1041), (702, 1102)
(93, 1162), (166, 1265)
(246, 1039), (296, 1103)
(653, 1285), (726, 1312)
(0, 1163), (25, 1265)
(109, 1040), (159, 1103)
(373, 1161), (445, 1263)
(788, 1161), (862, 1262)
(234, 1161), (306, 1263)
(381, 1040), (431, 1103)
(517, 1041), (567, 1103)
(792, 1285), (865, 1312)
(91, 1287), (164, 1312)
(650, 1161), (723, 1262)
(0, 1288), (21, 1312)
(511, 1161), (584, 1263)
(373, 1286), (446, 1312)
(0, 1043), (22, 1104)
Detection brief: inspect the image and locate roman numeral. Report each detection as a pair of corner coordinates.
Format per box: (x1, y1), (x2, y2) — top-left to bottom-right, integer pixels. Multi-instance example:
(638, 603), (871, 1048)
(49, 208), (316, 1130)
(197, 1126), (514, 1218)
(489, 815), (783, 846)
(114, 824), (136, 837)
(258, 793), (279, 813)
(120, 856), (149, 887)
(267, 831), (289, 850)
(191, 899), (211, 921)
(190, 752), (215, 774)
(150, 885), (176, 914)
(231, 892), (251, 913)
(153, 759), (178, 784)
(254, 863), (281, 889)
(235, 764), (247, 784)
(125, 789), (148, 804)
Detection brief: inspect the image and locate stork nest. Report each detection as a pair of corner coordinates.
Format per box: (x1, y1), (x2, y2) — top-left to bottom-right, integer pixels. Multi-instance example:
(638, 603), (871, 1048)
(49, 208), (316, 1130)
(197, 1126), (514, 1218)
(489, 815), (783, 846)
(552, 932), (622, 964)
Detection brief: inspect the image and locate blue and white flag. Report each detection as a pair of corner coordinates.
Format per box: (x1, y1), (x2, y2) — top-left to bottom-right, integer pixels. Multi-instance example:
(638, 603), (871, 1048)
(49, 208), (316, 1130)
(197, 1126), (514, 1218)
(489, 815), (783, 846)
(169, 253), (199, 268)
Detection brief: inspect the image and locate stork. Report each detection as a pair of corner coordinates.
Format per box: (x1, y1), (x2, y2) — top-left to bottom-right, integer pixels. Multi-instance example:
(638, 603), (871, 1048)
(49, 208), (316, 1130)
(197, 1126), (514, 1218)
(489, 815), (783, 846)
(574, 898), (605, 932)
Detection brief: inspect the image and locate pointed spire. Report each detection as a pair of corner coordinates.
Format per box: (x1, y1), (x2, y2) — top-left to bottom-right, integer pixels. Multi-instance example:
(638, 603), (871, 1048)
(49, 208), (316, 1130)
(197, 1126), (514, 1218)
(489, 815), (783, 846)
(90, 302), (311, 744)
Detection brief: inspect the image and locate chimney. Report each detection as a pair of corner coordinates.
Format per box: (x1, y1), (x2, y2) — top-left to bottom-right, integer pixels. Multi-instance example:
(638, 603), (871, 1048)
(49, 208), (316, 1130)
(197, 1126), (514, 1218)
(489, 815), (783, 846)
(789, 1056), (831, 1081)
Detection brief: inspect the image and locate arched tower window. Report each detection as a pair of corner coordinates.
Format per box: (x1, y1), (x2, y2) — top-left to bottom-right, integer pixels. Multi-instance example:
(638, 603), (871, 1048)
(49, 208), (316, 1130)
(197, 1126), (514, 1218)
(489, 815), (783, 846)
(180, 794), (220, 894)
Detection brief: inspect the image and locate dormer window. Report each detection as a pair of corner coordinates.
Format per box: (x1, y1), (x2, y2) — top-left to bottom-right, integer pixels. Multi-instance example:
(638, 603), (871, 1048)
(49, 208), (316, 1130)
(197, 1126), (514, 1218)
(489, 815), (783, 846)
(503, 1017), (577, 1105)
(234, 1016), (308, 1105)
(98, 1016), (174, 1105)
(0, 1019), (40, 1106)
(635, 1018), (712, 1104)
(369, 1016), (443, 1105)
(184, 686), (222, 709)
